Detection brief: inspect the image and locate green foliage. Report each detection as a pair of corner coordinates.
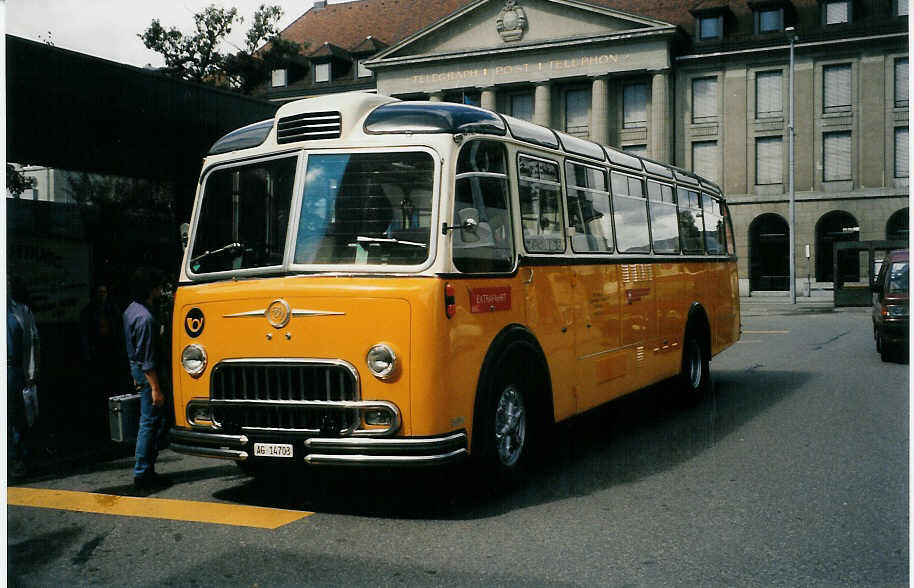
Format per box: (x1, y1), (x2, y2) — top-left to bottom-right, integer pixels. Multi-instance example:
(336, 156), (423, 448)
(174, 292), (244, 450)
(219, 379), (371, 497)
(7, 164), (36, 198)
(138, 4), (305, 94)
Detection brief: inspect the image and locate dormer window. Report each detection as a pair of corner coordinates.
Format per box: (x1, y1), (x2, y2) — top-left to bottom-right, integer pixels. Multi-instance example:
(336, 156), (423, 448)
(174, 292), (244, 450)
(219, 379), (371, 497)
(757, 8), (784, 32)
(698, 15), (723, 40)
(314, 63), (330, 83)
(690, 5), (732, 42)
(271, 68), (288, 88)
(822, 0), (851, 24)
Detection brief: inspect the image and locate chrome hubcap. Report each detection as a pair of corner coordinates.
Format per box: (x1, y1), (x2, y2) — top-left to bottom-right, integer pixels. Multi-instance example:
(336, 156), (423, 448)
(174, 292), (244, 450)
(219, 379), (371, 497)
(494, 384), (526, 467)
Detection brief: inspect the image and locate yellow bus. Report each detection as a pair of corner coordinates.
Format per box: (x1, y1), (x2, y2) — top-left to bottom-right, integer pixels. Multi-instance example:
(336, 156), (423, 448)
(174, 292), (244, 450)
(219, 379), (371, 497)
(169, 93), (740, 477)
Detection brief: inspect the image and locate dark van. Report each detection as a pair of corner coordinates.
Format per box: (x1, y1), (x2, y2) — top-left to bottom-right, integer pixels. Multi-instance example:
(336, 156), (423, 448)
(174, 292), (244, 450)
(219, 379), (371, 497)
(872, 249), (908, 362)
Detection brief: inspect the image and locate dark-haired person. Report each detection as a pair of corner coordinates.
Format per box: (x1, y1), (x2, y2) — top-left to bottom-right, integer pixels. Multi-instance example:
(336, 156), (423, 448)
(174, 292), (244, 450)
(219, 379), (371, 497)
(122, 268), (168, 489)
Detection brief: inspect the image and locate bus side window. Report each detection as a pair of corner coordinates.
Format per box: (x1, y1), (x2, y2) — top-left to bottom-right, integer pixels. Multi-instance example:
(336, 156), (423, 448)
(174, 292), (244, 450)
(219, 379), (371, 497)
(647, 181), (680, 254)
(678, 188), (705, 254)
(610, 171), (650, 253)
(453, 141), (515, 273)
(518, 155), (565, 253)
(565, 162), (613, 253)
(702, 194), (725, 254)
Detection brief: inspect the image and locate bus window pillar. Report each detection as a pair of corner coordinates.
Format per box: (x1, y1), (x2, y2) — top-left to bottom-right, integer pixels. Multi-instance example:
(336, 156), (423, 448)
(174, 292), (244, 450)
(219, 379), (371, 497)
(589, 75), (609, 145)
(650, 70), (671, 163)
(481, 87), (497, 111)
(533, 82), (552, 128)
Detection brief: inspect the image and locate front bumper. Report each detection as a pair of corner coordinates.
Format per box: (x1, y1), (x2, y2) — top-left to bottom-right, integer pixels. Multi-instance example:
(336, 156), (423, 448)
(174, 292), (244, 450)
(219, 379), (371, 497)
(169, 427), (468, 467)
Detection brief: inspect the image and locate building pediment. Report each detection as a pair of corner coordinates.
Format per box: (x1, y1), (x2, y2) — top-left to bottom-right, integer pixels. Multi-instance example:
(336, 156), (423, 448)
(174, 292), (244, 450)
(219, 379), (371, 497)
(369, 0), (677, 65)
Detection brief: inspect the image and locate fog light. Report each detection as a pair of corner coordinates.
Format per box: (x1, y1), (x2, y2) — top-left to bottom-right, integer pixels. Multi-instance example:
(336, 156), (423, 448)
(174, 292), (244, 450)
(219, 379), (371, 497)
(365, 409), (392, 426)
(366, 343), (397, 380)
(181, 343), (207, 377)
(187, 401), (213, 426)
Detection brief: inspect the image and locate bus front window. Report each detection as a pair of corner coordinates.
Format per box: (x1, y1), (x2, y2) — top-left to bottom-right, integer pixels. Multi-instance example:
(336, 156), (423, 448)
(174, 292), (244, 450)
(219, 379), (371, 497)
(294, 151), (434, 266)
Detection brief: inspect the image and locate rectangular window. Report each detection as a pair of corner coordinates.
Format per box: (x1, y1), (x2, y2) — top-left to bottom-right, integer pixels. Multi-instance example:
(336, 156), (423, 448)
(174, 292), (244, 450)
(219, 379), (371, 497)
(692, 140), (719, 184)
(895, 127), (909, 178)
(757, 8), (783, 33)
(823, 64), (852, 113)
(698, 16), (722, 40)
(510, 93), (534, 122)
(823, 131), (852, 181)
(518, 156), (565, 252)
(756, 70), (783, 118)
(677, 188), (705, 254)
(756, 136), (783, 185)
(647, 181), (680, 253)
(610, 171), (650, 253)
(824, 0), (850, 24)
(453, 141), (514, 273)
(314, 63), (330, 83)
(565, 162), (613, 253)
(898, 0), (908, 16)
(357, 60), (372, 78)
(565, 89), (590, 138)
(271, 68), (287, 87)
(702, 195), (725, 254)
(895, 58), (908, 108)
(692, 77), (718, 123)
(623, 83), (648, 129)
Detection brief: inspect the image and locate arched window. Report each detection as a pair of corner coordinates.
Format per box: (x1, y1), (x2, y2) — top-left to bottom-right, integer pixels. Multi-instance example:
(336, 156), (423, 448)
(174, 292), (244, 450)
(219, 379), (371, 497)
(749, 213), (789, 291)
(815, 211), (859, 282)
(886, 208), (909, 243)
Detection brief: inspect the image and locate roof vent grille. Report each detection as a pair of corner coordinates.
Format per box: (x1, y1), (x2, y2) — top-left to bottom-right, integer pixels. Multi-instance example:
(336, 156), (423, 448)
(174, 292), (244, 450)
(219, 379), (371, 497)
(277, 111), (341, 143)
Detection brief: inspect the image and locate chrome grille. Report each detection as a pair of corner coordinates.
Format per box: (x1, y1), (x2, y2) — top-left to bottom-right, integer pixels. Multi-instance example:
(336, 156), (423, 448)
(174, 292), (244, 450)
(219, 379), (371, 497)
(276, 111), (341, 143)
(210, 361), (359, 434)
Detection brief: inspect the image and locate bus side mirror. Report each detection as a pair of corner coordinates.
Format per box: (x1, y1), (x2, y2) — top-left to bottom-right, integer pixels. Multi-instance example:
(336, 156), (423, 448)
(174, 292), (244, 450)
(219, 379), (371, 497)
(441, 208), (480, 240)
(180, 223), (190, 250)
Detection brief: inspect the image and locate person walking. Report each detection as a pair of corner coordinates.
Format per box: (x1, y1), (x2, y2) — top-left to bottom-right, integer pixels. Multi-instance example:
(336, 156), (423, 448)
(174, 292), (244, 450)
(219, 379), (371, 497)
(122, 268), (169, 489)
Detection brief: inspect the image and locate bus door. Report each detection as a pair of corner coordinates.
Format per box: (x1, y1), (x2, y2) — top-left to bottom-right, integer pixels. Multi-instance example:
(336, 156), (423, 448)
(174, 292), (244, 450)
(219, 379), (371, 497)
(518, 154), (576, 421)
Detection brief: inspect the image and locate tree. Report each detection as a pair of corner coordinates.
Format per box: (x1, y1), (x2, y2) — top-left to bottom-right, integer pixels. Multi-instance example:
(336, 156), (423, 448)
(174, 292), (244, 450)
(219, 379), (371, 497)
(139, 4), (304, 93)
(7, 164), (36, 198)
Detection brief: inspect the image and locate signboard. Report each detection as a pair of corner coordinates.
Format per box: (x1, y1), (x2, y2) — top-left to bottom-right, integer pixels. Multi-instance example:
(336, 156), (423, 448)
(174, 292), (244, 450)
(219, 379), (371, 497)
(7, 237), (91, 323)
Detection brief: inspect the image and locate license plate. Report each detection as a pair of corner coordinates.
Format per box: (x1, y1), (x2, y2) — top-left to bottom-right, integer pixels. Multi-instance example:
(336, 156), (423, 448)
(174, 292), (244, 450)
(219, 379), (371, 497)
(253, 443), (294, 458)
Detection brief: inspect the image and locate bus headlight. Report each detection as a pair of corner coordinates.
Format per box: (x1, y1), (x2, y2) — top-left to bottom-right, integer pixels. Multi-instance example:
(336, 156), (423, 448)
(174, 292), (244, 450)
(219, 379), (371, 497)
(181, 344), (207, 377)
(366, 343), (397, 380)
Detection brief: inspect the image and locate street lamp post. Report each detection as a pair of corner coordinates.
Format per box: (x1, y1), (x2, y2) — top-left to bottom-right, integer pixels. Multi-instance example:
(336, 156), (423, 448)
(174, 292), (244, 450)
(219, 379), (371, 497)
(787, 26), (798, 304)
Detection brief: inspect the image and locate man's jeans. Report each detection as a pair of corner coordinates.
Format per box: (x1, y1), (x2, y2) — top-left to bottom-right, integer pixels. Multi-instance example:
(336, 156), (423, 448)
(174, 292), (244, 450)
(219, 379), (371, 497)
(131, 362), (163, 478)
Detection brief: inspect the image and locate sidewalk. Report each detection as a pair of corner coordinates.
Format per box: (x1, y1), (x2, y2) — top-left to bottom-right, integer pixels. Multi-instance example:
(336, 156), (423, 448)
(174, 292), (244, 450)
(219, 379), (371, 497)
(739, 293), (866, 316)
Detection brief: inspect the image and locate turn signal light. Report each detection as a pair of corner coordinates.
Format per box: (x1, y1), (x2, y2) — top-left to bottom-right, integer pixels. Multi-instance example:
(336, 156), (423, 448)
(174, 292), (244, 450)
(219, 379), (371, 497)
(445, 282), (456, 318)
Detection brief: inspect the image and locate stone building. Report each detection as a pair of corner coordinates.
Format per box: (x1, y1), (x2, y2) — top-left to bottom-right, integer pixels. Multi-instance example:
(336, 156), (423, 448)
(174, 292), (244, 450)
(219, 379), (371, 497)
(264, 0), (909, 295)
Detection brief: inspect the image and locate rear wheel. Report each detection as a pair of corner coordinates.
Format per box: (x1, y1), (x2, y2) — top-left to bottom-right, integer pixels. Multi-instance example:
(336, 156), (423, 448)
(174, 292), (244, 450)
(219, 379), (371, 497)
(680, 332), (710, 402)
(880, 334), (893, 362)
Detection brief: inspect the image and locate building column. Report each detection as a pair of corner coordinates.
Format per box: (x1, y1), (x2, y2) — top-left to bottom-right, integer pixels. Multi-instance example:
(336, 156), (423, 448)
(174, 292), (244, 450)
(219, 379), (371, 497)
(481, 88), (497, 111)
(650, 71), (671, 163)
(590, 76), (609, 145)
(429, 92), (444, 102)
(533, 82), (551, 127)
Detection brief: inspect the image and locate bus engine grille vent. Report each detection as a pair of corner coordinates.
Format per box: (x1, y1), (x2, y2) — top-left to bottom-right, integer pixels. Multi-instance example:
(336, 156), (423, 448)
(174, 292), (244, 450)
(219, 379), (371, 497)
(276, 111), (342, 143)
(209, 361), (359, 434)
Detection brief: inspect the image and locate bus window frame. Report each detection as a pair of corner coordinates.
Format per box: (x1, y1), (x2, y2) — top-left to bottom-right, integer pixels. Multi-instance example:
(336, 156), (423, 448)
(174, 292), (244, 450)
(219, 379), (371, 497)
(516, 152), (567, 255)
(564, 158), (614, 255)
(701, 191), (726, 255)
(608, 168), (652, 255)
(646, 178), (682, 256)
(186, 151), (305, 282)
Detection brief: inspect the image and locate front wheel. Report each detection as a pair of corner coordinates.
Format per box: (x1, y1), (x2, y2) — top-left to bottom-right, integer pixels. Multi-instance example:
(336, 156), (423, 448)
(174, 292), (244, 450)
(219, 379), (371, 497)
(474, 368), (535, 481)
(680, 334), (710, 402)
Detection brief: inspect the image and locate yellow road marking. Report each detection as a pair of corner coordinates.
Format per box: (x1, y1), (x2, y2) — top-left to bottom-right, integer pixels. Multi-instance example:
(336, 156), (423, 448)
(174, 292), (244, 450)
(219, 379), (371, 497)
(742, 330), (791, 334)
(7, 487), (311, 529)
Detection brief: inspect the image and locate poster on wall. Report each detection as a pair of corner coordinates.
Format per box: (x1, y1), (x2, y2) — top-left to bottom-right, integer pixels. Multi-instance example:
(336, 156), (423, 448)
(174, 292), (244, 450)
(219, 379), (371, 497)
(8, 237), (91, 323)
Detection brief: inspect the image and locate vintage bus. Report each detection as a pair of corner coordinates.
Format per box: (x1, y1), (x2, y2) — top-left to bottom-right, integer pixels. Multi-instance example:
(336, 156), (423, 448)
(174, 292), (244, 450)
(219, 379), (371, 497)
(169, 92), (740, 476)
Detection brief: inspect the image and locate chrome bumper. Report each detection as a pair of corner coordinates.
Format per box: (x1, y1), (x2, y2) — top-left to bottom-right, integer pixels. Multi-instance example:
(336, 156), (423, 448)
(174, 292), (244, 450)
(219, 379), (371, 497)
(169, 427), (467, 467)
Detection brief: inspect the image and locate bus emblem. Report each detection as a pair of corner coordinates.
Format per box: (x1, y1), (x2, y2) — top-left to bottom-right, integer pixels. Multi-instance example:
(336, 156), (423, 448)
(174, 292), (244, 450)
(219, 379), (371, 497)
(267, 299), (291, 329)
(185, 308), (205, 337)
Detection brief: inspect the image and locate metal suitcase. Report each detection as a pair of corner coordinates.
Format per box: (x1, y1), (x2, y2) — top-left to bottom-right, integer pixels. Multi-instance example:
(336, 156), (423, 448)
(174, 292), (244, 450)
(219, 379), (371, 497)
(109, 393), (141, 443)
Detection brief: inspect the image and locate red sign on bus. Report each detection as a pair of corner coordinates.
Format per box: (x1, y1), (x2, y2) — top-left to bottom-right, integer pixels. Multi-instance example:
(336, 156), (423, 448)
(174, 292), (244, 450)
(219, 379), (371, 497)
(470, 286), (512, 313)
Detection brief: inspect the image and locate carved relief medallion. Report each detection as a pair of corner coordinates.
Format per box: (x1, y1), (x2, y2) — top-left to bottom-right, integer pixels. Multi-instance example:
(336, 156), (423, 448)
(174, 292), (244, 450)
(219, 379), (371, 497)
(496, 0), (527, 42)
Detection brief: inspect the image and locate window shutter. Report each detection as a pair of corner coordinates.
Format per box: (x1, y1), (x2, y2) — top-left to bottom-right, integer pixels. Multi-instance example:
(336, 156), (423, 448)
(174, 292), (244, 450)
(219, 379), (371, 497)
(692, 77), (718, 122)
(692, 140), (719, 183)
(756, 71), (782, 118)
(756, 136), (783, 184)
(511, 94), (533, 121)
(565, 89), (590, 137)
(895, 127), (909, 178)
(899, 0), (908, 16)
(623, 83), (648, 128)
(823, 64), (851, 111)
(825, 1), (849, 24)
(823, 131), (852, 181)
(895, 58), (908, 108)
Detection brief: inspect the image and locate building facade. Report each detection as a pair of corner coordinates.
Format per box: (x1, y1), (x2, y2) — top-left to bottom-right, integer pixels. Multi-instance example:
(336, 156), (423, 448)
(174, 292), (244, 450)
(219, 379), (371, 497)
(266, 0), (909, 295)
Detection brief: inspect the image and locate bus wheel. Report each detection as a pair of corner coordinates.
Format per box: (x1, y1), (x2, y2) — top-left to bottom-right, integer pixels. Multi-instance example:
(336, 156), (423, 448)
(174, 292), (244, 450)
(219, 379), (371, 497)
(680, 333), (709, 401)
(494, 383), (527, 468)
(476, 366), (533, 480)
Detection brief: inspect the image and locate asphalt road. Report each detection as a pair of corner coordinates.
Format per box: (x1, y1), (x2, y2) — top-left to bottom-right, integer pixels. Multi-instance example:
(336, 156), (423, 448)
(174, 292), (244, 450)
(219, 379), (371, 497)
(7, 306), (908, 587)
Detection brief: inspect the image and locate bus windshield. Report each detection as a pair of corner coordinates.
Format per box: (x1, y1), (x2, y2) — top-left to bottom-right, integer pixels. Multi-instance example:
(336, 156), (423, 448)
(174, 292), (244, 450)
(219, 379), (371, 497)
(294, 151), (435, 266)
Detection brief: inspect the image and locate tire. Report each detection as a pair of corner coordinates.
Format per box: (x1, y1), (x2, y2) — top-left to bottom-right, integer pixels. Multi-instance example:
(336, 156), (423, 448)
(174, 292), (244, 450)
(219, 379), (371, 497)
(880, 335), (893, 363)
(474, 362), (535, 481)
(875, 328), (883, 353)
(680, 332), (710, 402)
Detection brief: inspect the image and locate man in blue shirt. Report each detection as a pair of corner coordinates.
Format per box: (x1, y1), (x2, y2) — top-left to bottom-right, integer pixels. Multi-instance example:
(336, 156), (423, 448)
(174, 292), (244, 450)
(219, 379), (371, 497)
(123, 268), (168, 489)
